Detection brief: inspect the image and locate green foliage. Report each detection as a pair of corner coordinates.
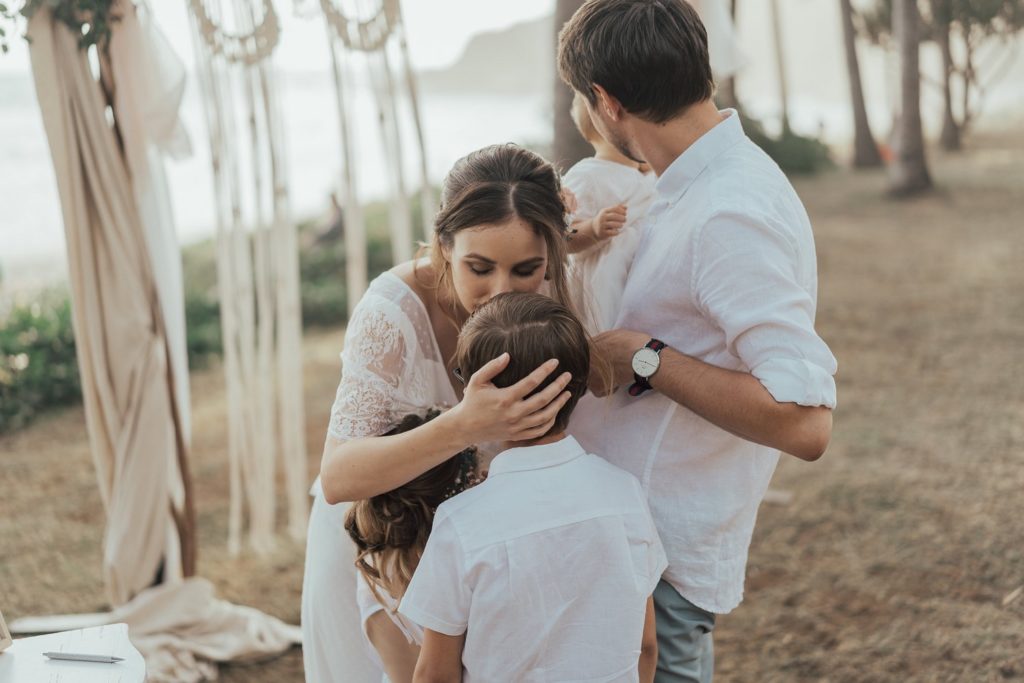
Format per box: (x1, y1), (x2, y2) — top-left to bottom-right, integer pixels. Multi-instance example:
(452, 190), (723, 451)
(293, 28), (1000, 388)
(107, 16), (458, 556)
(0, 194), (429, 434)
(183, 285), (222, 370)
(0, 289), (80, 432)
(742, 113), (833, 175)
(0, 284), (226, 432)
(1, 0), (119, 54)
(298, 205), (398, 328)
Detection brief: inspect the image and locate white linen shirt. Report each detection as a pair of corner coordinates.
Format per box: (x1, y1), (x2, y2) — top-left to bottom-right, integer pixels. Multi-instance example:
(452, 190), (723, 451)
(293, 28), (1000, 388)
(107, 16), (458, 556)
(399, 436), (668, 683)
(571, 109), (837, 614)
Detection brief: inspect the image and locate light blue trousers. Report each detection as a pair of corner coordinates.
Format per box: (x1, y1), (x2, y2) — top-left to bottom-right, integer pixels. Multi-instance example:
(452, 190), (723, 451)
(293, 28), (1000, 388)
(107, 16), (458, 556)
(652, 580), (716, 683)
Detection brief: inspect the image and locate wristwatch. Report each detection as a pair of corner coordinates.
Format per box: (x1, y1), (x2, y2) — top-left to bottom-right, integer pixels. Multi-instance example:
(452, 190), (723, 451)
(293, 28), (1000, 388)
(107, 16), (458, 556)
(628, 338), (666, 397)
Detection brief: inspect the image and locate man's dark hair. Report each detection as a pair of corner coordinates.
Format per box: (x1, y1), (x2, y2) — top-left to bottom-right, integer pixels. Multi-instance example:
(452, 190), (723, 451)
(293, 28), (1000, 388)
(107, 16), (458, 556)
(557, 0), (714, 123)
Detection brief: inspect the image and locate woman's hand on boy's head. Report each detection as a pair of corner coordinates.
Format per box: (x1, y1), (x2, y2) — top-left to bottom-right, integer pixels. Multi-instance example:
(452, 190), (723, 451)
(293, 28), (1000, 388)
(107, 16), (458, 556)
(593, 204), (627, 240)
(449, 354), (573, 444)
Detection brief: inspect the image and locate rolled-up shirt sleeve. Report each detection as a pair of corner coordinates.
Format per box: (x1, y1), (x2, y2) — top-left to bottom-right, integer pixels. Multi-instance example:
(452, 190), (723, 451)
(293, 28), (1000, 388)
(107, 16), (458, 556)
(693, 210), (837, 408)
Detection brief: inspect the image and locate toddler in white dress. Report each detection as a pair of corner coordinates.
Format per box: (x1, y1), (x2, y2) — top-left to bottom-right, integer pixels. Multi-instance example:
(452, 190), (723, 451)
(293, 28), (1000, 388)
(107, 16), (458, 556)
(563, 92), (657, 335)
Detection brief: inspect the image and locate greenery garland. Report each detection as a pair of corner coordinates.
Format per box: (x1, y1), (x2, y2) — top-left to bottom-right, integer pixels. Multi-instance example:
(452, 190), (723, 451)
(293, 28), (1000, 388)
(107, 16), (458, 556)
(0, 0), (118, 54)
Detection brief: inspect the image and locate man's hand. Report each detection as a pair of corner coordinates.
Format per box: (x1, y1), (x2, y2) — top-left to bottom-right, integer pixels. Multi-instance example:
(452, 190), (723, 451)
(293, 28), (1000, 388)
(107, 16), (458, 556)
(589, 328), (650, 396)
(592, 204), (627, 240)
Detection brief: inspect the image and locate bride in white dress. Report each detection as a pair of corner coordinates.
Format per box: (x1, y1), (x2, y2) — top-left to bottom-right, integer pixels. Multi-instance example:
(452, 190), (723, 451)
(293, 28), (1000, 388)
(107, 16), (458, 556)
(301, 144), (581, 683)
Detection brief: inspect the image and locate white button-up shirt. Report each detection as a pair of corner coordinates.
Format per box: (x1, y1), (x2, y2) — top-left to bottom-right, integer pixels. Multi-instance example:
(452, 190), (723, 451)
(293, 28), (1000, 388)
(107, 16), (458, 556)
(571, 110), (837, 614)
(399, 436), (667, 683)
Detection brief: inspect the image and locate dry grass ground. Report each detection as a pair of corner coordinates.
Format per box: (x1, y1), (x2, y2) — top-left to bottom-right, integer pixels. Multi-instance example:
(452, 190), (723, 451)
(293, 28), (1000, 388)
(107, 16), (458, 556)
(2, 130), (1023, 682)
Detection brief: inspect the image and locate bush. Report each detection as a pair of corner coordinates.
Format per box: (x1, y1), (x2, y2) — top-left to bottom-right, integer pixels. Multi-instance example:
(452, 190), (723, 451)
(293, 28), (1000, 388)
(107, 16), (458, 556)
(183, 285), (222, 369)
(0, 194), (427, 434)
(299, 213), (397, 328)
(742, 114), (833, 175)
(0, 290), (80, 432)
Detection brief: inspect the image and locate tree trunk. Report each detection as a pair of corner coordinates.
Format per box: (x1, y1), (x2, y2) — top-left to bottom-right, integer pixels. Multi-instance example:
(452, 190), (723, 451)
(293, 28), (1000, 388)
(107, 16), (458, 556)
(553, 0), (593, 172)
(770, 0), (791, 135)
(839, 0), (883, 167)
(718, 0), (741, 111)
(888, 0), (932, 196)
(960, 26), (976, 133)
(937, 16), (961, 150)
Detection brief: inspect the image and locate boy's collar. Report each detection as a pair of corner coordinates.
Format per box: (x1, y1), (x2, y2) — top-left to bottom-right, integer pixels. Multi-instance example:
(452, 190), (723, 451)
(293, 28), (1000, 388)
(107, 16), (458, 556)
(487, 436), (586, 477)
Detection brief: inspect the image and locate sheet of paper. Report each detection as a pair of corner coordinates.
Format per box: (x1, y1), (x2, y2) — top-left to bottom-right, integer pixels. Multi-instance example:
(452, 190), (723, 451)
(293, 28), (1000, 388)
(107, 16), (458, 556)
(0, 623), (145, 683)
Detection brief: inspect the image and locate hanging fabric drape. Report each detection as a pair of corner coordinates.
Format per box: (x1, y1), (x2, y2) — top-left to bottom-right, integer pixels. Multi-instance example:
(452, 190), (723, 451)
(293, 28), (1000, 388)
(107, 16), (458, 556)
(319, 0), (434, 316)
(20, 6), (301, 681)
(26, 0), (193, 612)
(187, 0), (309, 553)
(108, 0), (197, 586)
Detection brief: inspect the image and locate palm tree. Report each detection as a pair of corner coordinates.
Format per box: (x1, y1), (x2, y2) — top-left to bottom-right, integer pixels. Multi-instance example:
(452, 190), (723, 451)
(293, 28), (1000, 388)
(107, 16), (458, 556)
(931, 0), (961, 150)
(770, 0), (792, 135)
(718, 0), (741, 110)
(839, 0), (883, 166)
(889, 0), (932, 195)
(553, 0), (592, 172)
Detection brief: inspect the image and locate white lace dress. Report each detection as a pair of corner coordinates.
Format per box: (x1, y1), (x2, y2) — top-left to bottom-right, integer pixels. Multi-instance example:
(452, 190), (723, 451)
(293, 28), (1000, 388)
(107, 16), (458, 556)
(301, 270), (457, 683)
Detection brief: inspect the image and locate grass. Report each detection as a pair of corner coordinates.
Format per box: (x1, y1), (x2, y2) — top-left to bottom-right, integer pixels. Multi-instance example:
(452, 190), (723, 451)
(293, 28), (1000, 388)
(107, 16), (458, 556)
(2, 131), (1023, 681)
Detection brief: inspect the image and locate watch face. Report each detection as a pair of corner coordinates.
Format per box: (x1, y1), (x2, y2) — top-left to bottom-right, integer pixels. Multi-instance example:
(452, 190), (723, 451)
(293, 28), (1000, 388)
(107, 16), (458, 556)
(631, 347), (661, 378)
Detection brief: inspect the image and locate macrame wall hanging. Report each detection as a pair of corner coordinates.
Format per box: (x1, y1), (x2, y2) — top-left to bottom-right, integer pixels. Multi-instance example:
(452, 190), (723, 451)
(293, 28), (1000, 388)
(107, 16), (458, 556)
(311, 0), (433, 315)
(187, 0), (308, 554)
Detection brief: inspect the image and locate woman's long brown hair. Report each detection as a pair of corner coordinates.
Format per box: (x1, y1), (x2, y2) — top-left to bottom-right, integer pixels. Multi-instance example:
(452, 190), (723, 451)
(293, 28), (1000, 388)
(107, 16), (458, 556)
(344, 410), (478, 603)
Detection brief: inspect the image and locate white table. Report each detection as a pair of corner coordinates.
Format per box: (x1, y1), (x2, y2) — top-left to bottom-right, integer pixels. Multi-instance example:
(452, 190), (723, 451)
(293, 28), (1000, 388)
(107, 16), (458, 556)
(0, 623), (146, 682)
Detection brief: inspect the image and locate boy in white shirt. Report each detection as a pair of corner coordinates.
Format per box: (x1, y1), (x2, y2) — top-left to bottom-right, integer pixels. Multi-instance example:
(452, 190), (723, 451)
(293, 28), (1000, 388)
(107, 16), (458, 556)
(565, 92), (658, 336)
(399, 292), (667, 683)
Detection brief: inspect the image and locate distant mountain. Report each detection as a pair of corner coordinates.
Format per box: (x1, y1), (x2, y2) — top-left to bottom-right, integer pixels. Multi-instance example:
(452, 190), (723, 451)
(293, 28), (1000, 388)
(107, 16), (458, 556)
(417, 15), (555, 96)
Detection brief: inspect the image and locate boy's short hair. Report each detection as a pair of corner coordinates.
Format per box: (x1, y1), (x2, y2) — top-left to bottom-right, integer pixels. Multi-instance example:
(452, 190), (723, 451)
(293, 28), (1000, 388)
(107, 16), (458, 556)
(454, 292), (590, 436)
(557, 0), (714, 123)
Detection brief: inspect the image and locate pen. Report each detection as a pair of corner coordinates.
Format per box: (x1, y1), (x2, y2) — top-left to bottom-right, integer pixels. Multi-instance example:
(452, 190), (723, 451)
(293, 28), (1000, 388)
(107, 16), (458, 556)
(42, 651), (124, 663)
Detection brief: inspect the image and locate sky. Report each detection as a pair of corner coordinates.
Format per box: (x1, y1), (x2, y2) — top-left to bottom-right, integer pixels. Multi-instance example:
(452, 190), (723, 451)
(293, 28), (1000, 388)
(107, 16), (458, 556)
(0, 0), (556, 74)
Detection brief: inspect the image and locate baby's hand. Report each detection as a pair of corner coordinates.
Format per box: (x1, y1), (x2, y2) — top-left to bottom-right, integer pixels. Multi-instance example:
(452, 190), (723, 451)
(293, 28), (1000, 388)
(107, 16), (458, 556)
(593, 204), (627, 240)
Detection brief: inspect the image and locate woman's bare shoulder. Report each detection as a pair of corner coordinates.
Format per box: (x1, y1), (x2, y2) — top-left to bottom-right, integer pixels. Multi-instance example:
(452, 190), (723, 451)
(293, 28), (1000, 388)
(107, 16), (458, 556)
(390, 258), (436, 308)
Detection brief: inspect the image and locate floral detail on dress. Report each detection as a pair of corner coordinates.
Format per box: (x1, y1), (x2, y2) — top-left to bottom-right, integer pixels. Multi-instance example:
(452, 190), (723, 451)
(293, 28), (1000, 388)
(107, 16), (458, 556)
(327, 272), (456, 442)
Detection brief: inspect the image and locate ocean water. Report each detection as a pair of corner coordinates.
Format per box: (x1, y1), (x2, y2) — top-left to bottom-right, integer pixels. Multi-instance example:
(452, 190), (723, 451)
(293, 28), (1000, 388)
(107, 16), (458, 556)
(3, 37), (1023, 292)
(0, 70), (553, 288)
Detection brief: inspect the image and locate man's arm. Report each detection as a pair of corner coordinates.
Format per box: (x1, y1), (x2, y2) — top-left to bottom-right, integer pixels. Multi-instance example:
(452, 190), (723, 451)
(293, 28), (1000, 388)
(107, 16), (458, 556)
(639, 596), (658, 683)
(413, 628), (466, 683)
(593, 329), (832, 461)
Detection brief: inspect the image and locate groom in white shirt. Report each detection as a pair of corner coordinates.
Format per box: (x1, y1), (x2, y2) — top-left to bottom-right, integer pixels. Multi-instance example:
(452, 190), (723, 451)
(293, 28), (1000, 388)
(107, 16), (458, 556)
(559, 2), (838, 682)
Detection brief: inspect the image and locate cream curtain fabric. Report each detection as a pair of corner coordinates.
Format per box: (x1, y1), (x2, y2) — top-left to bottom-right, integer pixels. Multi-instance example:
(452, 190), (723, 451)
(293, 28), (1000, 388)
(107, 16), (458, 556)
(27, 4), (186, 608)
(24, 7), (301, 681)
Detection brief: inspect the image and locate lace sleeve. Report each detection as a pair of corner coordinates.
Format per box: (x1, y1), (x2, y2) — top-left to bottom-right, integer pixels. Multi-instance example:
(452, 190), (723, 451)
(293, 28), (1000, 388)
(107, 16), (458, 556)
(327, 301), (410, 441)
